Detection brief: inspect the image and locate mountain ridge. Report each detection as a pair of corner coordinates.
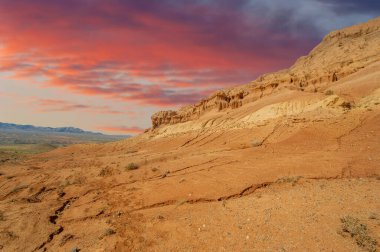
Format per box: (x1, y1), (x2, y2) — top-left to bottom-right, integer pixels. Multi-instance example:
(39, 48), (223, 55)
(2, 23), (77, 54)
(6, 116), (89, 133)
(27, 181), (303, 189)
(150, 17), (380, 130)
(0, 122), (130, 145)
(0, 122), (103, 135)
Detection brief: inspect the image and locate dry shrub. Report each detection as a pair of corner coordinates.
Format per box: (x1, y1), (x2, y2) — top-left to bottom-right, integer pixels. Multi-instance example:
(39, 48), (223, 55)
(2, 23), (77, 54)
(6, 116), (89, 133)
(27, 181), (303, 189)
(126, 163), (139, 170)
(99, 228), (116, 239)
(276, 176), (302, 185)
(339, 216), (377, 252)
(99, 166), (113, 177)
(325, 90), (334, 95)
(126, 150), (138, 154)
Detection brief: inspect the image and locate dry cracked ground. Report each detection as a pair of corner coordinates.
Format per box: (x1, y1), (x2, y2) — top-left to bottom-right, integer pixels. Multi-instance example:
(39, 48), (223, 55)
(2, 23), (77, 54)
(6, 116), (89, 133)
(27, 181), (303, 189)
(0, 109), (379, 251)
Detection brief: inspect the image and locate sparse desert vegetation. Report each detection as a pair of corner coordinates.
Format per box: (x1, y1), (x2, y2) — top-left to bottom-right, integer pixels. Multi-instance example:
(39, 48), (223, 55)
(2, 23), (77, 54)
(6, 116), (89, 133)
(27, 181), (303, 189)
(0, 144), (57, 163)
(102, 228), (116, 237)
(10, 185), (28, 194)
(126, 150), (139, 154)
(126, 162), (139, 170)
(325, 90), (334, 95)
(97, 228), (117, 240)
(339, 216), (378, 252)
(98, 166), (114, 177)
(276, 176), (302, 185)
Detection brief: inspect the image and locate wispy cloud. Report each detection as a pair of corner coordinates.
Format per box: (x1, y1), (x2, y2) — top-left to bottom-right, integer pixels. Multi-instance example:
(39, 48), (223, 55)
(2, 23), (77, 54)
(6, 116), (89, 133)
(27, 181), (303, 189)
(35, 98), (124, 114)
(97, 125), (145, 134)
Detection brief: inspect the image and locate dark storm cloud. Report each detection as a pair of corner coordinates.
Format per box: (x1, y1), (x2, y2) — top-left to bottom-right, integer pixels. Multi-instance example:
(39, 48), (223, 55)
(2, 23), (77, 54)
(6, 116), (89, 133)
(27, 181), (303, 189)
(317, 0), (380, 14)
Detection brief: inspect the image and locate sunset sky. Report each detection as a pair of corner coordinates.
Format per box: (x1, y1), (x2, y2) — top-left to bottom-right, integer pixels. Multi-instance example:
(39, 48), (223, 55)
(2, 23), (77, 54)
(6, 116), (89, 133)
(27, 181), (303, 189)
(0, 0), (379, 135)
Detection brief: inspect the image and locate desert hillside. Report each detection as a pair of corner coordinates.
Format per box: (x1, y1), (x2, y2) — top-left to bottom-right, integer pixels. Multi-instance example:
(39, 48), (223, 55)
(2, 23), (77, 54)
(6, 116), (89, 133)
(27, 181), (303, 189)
(0, 17), (379, 252)
(151, 17), (380, 133)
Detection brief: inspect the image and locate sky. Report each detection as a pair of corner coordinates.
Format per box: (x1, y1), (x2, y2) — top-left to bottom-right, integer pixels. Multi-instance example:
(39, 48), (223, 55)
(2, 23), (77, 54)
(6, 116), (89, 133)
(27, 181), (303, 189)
(0, 0), (379, 135)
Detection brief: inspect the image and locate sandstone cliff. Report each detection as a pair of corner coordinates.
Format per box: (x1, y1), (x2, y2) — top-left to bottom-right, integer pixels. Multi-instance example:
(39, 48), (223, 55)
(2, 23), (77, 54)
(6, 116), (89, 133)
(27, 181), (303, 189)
(151, 17), (380, 129)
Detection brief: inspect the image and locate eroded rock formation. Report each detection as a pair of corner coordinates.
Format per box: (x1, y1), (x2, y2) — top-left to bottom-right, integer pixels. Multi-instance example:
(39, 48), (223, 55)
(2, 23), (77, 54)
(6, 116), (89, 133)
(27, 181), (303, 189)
(151, 17), (380, 129)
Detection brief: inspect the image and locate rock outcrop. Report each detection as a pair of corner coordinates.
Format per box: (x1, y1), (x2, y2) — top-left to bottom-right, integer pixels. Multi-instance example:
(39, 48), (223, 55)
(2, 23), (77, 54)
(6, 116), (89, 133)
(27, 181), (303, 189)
(151, 89), (248, 128)
(151, 17), (380, 129)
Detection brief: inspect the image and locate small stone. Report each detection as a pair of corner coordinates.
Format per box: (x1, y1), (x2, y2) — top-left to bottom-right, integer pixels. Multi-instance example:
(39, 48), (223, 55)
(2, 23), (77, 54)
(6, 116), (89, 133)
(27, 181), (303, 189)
(71, 247), (79, 252)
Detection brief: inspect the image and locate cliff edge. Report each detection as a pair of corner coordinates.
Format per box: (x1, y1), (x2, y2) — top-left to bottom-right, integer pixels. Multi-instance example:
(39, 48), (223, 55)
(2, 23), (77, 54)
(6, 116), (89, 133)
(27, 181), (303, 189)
(151, 17), (380, 130)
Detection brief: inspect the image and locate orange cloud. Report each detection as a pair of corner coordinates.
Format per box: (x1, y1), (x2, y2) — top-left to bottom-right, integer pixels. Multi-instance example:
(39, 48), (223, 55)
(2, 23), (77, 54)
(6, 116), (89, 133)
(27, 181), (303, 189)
(35, 99), (124, 115)
(98, 126), (145, 134)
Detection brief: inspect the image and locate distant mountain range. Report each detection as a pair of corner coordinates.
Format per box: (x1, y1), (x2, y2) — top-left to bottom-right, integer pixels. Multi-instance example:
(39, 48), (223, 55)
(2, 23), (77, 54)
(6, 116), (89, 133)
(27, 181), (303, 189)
(1, 122), (101, 135)
(0, 122), (130, 145)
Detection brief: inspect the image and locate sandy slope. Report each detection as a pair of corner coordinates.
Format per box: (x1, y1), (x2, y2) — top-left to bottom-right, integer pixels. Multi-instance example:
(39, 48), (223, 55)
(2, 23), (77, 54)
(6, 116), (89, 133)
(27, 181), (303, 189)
(0, 18), (380, 252)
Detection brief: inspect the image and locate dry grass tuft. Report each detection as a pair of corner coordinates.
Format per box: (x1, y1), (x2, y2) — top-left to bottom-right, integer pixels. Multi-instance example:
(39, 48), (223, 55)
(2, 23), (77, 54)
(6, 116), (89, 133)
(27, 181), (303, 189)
(276, 176), (302, 185)
(176, 198), (187, 207)
(126, 150), (138, 154)
(339, 216), (377, 252)
(368, 213), (379, 220)
(126, 163), (139, 170)
(98, 166), (113, 177)
(325, 90), (334, 95)
(99, 228), (116, 240)
(10, 185), (28, 194)
(104, 228), (116, 236)
(340, 101), (353, 110)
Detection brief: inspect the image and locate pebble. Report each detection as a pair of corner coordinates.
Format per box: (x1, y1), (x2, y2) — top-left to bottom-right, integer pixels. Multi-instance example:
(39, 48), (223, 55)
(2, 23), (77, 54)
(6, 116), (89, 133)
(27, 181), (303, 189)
(71, 247), (79, 252)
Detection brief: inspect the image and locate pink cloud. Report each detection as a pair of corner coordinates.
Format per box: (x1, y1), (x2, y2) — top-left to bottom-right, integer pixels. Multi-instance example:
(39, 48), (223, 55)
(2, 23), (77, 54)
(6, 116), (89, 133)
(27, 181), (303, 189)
(0, 1), (316, 108)
(35, 98), (124, 115)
